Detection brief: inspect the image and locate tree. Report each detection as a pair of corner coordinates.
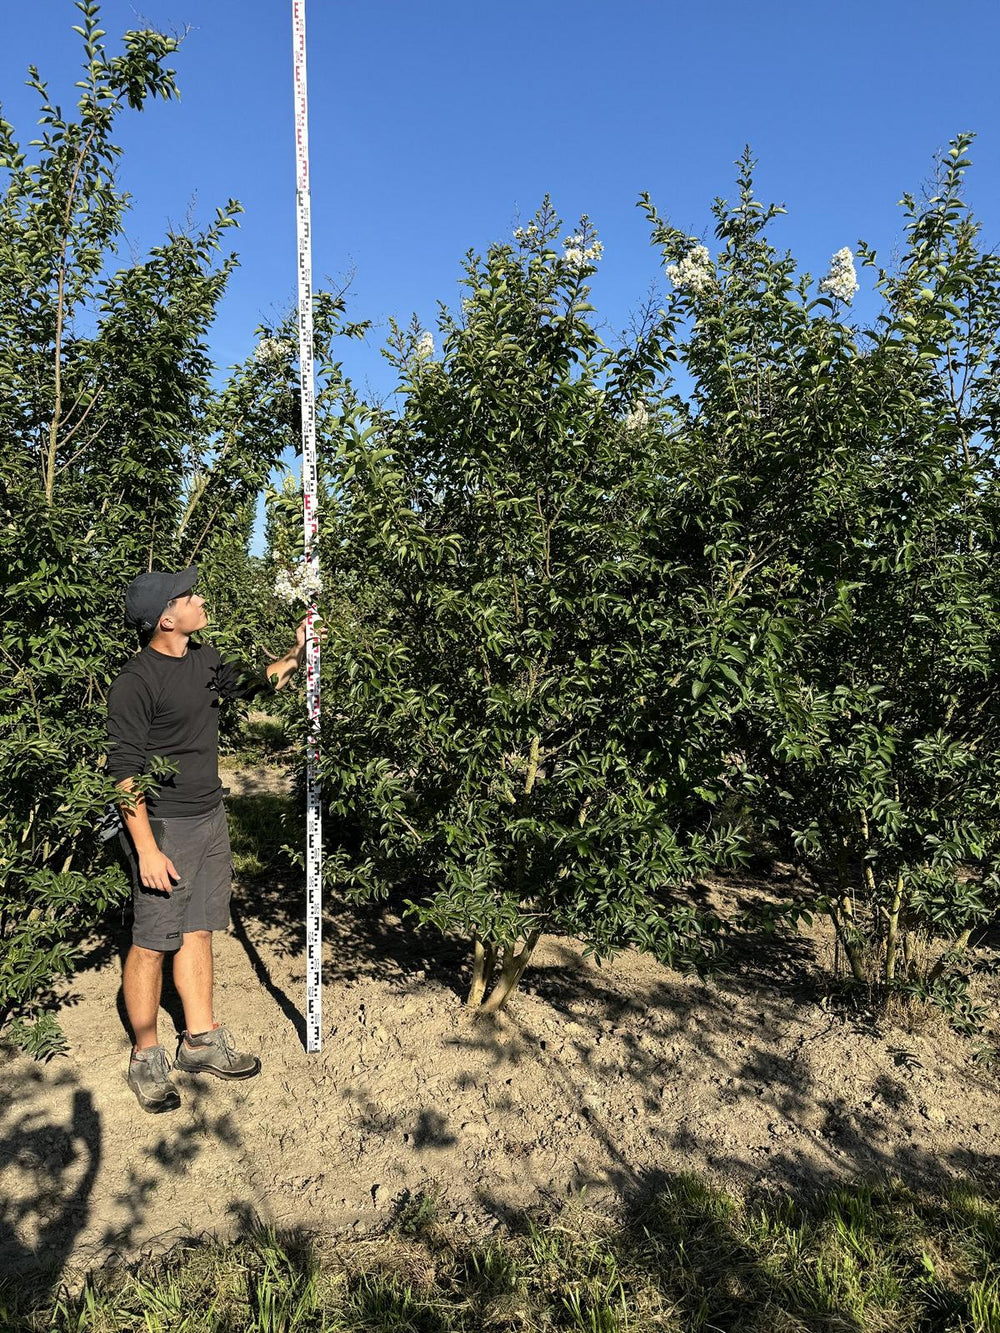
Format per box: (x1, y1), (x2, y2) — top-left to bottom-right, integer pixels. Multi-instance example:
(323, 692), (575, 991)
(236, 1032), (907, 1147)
(645, 139), (1000, 1015)
(308, 203), (746, 1011)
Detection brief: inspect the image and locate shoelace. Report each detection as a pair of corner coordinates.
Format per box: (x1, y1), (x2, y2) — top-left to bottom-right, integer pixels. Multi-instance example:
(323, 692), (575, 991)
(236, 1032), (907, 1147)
(215, 1026), (237, 1063)
(140, 1047), (172, 1083)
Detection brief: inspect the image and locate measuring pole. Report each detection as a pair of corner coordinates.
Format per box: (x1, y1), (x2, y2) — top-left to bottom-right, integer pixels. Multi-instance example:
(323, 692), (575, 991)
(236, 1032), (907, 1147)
(292, 0), (322, 1053)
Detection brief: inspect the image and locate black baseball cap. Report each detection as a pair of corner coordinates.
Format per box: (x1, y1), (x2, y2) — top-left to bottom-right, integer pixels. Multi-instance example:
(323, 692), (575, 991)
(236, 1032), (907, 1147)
(125, 566), (199, 632)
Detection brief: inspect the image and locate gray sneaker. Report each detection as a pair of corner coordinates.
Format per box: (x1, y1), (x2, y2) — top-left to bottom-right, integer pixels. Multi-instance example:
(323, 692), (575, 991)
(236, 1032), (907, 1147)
(174, 1025), (261, 1080)
(128, 1045), (181, 1114)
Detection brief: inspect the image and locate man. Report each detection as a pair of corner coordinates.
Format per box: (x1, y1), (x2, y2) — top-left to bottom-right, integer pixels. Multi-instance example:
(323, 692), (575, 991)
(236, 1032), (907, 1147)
(106, 565), (312, 1114)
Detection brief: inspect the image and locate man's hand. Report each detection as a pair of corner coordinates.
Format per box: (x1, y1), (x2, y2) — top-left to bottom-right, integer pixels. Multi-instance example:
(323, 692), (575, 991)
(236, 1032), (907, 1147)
(139, 849), (180, 894)
(294, 615), (327, 658)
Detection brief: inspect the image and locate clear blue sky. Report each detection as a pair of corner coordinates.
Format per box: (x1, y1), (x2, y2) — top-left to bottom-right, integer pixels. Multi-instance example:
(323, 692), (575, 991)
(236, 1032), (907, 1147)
(5, 1), (999, 551)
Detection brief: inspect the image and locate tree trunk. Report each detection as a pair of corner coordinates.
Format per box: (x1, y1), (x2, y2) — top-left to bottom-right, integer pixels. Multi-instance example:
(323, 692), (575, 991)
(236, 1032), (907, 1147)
(927, 926), (974, 983)
(902, 930), (915, 972)
(479, 928), (543, 1014)
(466, 935), (496, 1008)
(858, 809), (879, 904)
(885, 874), (903, 982)
(831, 836), (866, 983)
(472, 734), (545, 1012)
(827, 898), (866, 983)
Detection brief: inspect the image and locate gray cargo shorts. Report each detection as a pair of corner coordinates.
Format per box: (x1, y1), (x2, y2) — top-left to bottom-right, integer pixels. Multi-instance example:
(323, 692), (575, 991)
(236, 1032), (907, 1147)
(119, 802), (232, 953)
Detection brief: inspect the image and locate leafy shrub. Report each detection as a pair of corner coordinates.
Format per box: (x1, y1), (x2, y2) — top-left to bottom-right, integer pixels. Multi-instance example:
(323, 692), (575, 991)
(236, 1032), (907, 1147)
(306, 202), (749, 1009)
(287, 145), (1000, 1022)
(643, 139), (1000, 995)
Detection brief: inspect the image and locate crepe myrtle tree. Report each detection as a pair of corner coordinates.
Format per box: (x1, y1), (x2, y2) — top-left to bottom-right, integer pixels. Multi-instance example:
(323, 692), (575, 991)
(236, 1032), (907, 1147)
(0, 5), (300, 1054)
(297, 201), (750, 1011)
(644, 139), (1000, 1013)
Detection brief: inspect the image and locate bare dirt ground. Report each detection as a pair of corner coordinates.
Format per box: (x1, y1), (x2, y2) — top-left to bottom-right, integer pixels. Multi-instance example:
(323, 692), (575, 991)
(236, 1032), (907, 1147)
(3, 767), (999, 1280)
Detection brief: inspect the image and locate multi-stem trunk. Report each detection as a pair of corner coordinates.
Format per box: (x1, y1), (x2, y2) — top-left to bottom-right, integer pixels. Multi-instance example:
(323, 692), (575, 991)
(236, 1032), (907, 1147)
(467, 735), (544, 1013)
(467, 935), (496, 1008)
(885, 873), (903, 982)
(480, 928), (543, 1014)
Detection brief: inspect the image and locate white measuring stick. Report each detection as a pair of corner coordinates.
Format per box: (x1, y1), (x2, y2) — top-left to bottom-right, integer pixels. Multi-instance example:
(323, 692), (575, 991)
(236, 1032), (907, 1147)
(292, 0), (322, 1053)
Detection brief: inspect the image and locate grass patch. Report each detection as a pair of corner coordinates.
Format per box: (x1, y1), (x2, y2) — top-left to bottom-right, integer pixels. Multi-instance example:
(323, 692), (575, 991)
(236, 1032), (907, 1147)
(226, 792), (300, 880)
(3, 1176), (1000, 1331)
(220, 711), (292, 765)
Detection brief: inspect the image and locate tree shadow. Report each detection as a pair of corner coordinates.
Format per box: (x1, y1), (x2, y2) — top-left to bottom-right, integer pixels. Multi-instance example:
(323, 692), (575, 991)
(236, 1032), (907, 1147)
(0, 1069), (101, 1283)
(236, 869), (471, 1001)
(12, 788), (999, 1291)
(99, 1084), (246, 1254)
(443, 941), (1000, 1210)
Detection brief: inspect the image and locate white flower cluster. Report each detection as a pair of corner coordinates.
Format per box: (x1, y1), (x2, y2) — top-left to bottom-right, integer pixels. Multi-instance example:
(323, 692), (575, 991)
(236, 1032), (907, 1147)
(625, 401), (649, 432)
(513, 222), (539, 244)
(563, 234), (604, 269)
(416, 330), (435, 359)
(818, 247), (859, 303)
(665, 245), (715, 294)
(255, 336), (296, 366)
(274, 561), (322, 605)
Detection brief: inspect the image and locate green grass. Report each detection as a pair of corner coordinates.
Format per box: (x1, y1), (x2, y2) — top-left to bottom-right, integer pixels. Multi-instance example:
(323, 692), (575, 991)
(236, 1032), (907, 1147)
(220, 713), (292, 766)
(3, 1176), (1000, 1332)
(226, 793), (301, 881)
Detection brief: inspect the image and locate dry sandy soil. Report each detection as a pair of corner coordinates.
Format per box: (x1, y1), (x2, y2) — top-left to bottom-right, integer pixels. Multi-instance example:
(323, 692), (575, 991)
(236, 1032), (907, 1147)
(3, 767), (999, 1279)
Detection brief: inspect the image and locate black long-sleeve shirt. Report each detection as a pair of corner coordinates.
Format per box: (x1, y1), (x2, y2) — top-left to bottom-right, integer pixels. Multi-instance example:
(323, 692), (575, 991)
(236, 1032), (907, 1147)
(105, 640), (274, 816)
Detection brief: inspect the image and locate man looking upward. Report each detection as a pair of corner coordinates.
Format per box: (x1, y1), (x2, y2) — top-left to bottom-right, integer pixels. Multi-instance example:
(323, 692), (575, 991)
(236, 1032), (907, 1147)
(106, 565), (312, 1114)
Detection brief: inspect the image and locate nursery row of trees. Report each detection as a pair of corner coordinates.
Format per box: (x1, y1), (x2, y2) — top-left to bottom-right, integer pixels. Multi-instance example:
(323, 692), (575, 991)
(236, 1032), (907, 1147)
(2, 5), (999, 1052)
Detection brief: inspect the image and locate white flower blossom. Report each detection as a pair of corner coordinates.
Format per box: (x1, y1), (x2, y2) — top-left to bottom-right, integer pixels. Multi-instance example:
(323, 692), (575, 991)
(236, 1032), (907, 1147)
(625, 401), (649, 431)
(562, 234), (604, 269)
(416, 330), (435, 359)
(513, 222), (539, 244)
(274, 561), (322, 606)
(665, 244), (714, 294)
(818, 247), (859, 303)
(255, 336), (296, 366)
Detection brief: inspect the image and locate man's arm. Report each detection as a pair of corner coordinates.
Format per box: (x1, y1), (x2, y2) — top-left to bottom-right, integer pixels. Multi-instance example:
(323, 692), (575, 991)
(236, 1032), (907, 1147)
(107, 672), (178, 895)
(266, 618), (324, 690)
(116, 777), (179, 894)
(266, 643), (305, 691)
(218, 620), (322, 697)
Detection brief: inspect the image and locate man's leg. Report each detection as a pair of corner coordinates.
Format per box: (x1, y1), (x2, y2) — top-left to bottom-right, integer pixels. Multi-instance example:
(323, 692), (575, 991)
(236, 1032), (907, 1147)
(173, 928), (215, 1035)
(121, 823), (185, 1112)
(123, 943), (166, 1050)
(172, 923), (260, 1081)
(171, 804), (260, 1080)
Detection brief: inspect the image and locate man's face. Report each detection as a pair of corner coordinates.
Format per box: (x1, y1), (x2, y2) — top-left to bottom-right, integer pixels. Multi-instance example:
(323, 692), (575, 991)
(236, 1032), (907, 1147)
(159, 590), (209, 635)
